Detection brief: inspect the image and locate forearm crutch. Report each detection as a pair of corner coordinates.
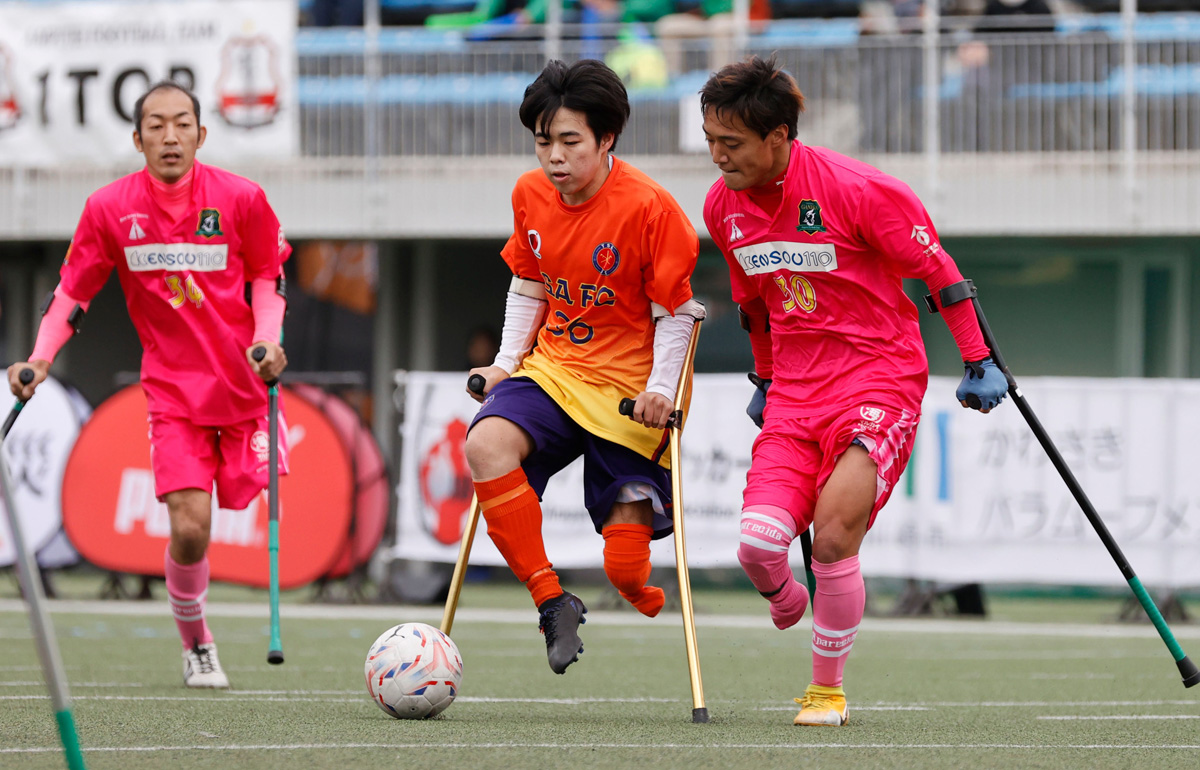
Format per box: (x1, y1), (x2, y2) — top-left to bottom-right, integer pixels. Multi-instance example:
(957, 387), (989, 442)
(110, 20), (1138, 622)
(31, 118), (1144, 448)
(620, 319), (709, 723)
(252, 347), (284, 665)
(441, 375), (488, 636)
(3, 369), (87, 769)
(929, 280), (1199, 689)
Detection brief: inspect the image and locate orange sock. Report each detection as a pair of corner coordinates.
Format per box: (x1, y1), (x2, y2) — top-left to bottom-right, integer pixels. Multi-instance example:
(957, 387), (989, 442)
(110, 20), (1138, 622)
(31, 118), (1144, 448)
(475, 468), (562, 608)
(603, 523), (664, 617)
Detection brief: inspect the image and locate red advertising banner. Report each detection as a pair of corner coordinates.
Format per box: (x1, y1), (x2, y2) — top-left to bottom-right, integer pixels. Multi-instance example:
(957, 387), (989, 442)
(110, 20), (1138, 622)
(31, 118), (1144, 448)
(61, 384), (353, 589)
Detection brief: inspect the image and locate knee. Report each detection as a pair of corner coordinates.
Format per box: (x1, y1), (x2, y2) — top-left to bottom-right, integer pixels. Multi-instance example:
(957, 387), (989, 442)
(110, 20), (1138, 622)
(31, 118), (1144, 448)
(465, 418), (525, 480)
(810, 524), (860, 565)
(167, 494), (210, 562)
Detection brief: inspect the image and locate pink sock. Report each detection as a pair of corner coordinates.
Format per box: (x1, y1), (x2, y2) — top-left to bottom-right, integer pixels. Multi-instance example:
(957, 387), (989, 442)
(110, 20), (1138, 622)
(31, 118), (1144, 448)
(165, 552), (213, 649)
(738, 506), (809, 630)
(810, 555), (865, 688)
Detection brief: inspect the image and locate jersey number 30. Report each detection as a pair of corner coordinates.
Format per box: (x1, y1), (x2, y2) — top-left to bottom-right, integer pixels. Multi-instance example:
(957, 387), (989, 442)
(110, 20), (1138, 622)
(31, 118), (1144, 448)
(165, 274), (205, 309)
(773, 274), (817, 314)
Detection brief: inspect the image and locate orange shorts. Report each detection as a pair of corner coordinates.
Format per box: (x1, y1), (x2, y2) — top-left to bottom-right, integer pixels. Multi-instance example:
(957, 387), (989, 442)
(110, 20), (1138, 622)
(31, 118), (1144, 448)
(149, 411), (290, 511)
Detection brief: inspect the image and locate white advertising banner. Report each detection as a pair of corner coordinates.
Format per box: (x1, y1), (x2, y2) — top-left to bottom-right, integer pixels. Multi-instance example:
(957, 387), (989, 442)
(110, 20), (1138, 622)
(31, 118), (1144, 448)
(393, 373), (1200, 588)
(0, 0), (296, 165)
(0, 376), (83, 567)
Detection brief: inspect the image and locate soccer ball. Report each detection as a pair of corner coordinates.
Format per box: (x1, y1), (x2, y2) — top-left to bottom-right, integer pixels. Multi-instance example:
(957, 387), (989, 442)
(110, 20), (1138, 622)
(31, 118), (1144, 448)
(364, 622), (463, 719)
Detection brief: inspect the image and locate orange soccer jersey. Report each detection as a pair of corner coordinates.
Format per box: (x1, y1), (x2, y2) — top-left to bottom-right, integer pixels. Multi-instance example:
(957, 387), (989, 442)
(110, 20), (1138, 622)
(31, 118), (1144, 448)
(501, 156), (699, 465)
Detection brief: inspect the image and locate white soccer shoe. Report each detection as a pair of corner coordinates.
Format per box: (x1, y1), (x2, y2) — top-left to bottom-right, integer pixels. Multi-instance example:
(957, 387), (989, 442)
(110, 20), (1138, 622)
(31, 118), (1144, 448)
(183, 642), (230, 689)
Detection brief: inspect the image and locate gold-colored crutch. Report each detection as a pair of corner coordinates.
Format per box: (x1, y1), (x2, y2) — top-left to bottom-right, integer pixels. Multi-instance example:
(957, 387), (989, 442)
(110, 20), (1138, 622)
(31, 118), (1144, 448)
(620, 319), (708, 723)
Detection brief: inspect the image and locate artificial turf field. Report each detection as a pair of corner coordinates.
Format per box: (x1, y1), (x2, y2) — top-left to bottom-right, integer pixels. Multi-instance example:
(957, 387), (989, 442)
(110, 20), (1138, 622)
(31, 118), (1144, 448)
(1, 576), (1198, 770)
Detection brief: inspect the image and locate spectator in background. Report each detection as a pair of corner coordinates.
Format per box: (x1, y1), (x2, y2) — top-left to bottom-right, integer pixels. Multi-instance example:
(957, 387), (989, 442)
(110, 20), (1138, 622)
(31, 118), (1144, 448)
(465, 325), (501, 370)
(311, 0), (364, 27)
(655, 0), (771, 77)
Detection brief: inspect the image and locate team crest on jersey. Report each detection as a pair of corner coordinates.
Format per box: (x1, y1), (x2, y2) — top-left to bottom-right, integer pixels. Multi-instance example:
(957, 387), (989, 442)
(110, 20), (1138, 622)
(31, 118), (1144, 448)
(195, 209), (223, 238)
(528, 230), (543, 259)
(592, 242), (620, 275)
(797, 199), (826, 234)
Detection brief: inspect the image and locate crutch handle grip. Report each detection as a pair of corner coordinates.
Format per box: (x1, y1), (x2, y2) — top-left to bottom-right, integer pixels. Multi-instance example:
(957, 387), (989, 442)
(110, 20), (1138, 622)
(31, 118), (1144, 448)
(251, 346), (267, 362)
(467, 374), (486, 396)
(18, 369), (34, 385)
(965, 394), (982, 410)
(618, 398), (635, 416)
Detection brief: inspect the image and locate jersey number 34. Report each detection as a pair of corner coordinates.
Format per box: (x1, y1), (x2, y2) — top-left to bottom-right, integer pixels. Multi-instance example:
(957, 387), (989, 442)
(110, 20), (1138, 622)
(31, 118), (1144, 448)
(165, 274), (205, 309)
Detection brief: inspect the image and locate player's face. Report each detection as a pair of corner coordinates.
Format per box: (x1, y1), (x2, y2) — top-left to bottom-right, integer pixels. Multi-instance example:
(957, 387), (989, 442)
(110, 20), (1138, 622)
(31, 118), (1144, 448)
(703, 107), (789, 191)
(133, 89), (206, 184)
(535, 107), (614, 206)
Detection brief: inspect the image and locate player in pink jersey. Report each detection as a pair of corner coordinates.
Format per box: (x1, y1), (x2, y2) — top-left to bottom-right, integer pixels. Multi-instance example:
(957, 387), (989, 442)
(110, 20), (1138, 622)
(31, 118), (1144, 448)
(6, 81), (291, 690)
(699, 57), (1007, 725)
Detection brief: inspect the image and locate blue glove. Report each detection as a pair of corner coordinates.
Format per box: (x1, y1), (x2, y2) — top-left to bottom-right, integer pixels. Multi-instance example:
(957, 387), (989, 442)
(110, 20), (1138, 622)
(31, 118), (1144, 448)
(746, 373), (771, 428)
(956, 357), (1007, 411)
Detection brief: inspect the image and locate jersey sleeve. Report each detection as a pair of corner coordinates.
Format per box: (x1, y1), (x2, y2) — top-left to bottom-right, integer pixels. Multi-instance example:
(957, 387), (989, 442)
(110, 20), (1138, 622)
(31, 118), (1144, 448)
(241, 187), (291, 280)
(500, 183), (542, 281)
(58, 199), (114, 302)
(641, 210), (698, 312)
(703, 193), (762, 310)
(856, 173), (957, 282)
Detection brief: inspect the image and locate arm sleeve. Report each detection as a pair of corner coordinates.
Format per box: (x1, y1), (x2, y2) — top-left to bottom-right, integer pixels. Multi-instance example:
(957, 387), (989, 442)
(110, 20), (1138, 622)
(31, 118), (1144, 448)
(242, 187), (291, 281)
(857, 175), (988, 361)
(645, 300), (705, 401)
(29, 286), (90, 364)
(493, 291), (547, 374)
(250, 277), (286, 344)
(641, 209), (699, 313)
(57, 200), (114, 303)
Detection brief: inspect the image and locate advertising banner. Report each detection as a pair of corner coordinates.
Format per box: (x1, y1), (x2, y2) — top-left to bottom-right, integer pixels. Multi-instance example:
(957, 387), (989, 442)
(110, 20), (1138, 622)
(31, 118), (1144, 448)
(62, 383), (353, 588)
(0, 0), (296, 165)
(392, 373), (1200, 588)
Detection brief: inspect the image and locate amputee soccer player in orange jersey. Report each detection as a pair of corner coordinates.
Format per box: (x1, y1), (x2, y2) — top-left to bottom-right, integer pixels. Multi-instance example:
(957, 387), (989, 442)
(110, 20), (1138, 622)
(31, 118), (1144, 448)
(465, 59), (704, 675)
(7, 82), (291, 690)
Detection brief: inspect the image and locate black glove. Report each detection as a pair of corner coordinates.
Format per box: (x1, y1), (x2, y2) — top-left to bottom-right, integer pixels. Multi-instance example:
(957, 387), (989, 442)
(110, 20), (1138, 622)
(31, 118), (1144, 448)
(746, 373), (771, 429)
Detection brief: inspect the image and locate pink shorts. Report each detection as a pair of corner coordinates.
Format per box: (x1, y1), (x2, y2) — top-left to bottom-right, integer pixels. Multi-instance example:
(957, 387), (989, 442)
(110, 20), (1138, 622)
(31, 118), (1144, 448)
(744, 400), (920, 531)
(149, 411), (290, 511)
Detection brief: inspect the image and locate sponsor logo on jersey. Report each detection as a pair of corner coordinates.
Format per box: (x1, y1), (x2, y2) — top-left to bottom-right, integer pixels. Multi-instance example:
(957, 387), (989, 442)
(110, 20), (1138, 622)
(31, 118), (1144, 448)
(860, 406), (886, 423)
(732, 241), (838, 276)
(910, 224), (941, 256)
(250, 430), (270, 461)
(196, 208), (223, 238)
(730, 220), (744, 242)
(124, 244), (229, 272)
(592, 242), (620, 275)
(528, 229), (543, 259)
(797, 199), (826, 233)
(120, 212), (149, 240)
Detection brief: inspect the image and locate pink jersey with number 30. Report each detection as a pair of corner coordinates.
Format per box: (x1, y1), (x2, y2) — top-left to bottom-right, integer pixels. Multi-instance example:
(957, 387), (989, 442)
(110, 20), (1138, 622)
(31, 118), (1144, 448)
(704, 140), (972, 418)
(59, 161), (291, 424)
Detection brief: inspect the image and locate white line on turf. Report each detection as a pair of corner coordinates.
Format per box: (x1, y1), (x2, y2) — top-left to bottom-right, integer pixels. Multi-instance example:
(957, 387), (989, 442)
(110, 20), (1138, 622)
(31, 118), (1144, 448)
(4, 599), (1199, 641)
(4, 742), (1200, 754)
(1038, 715), (1200, 720)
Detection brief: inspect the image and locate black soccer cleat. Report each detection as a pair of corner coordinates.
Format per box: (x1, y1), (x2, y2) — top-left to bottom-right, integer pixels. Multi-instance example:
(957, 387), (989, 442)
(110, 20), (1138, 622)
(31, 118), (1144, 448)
(537, 591), (588, 675)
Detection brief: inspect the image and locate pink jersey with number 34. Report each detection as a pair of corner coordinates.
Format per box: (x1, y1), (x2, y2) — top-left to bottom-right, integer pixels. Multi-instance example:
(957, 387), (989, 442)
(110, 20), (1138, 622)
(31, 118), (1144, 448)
(704, 140), (969, 418)
(58, 161), (291, 424)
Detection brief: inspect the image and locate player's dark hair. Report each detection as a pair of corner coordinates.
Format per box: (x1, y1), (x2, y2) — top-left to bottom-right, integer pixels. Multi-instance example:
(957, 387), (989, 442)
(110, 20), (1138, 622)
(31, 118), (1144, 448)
(519, 59), (630, 153)
(133, 80), (201, 137)
(699, 55), (805, 141)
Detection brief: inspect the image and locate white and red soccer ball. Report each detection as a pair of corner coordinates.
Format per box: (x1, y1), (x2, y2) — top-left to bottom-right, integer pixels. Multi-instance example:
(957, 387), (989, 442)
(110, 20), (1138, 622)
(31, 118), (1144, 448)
(364, 622), (463, 719)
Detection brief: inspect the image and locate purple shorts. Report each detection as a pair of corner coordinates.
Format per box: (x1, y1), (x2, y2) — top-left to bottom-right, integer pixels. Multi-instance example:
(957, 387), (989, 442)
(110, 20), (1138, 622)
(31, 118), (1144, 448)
(470, 377), (673, 539)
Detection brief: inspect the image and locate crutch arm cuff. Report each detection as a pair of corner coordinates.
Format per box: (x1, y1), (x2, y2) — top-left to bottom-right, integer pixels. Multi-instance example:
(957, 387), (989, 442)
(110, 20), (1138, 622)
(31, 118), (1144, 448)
(924, 278), (977, 314)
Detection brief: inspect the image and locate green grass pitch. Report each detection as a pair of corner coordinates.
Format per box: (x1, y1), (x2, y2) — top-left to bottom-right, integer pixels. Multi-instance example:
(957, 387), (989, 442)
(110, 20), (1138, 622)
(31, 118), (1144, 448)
(1, 578), (1198, 769)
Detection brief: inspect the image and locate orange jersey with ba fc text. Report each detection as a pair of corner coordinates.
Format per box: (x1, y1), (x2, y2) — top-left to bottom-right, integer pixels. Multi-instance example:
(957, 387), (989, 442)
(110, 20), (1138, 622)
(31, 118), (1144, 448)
(501, 156), (699, 465)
